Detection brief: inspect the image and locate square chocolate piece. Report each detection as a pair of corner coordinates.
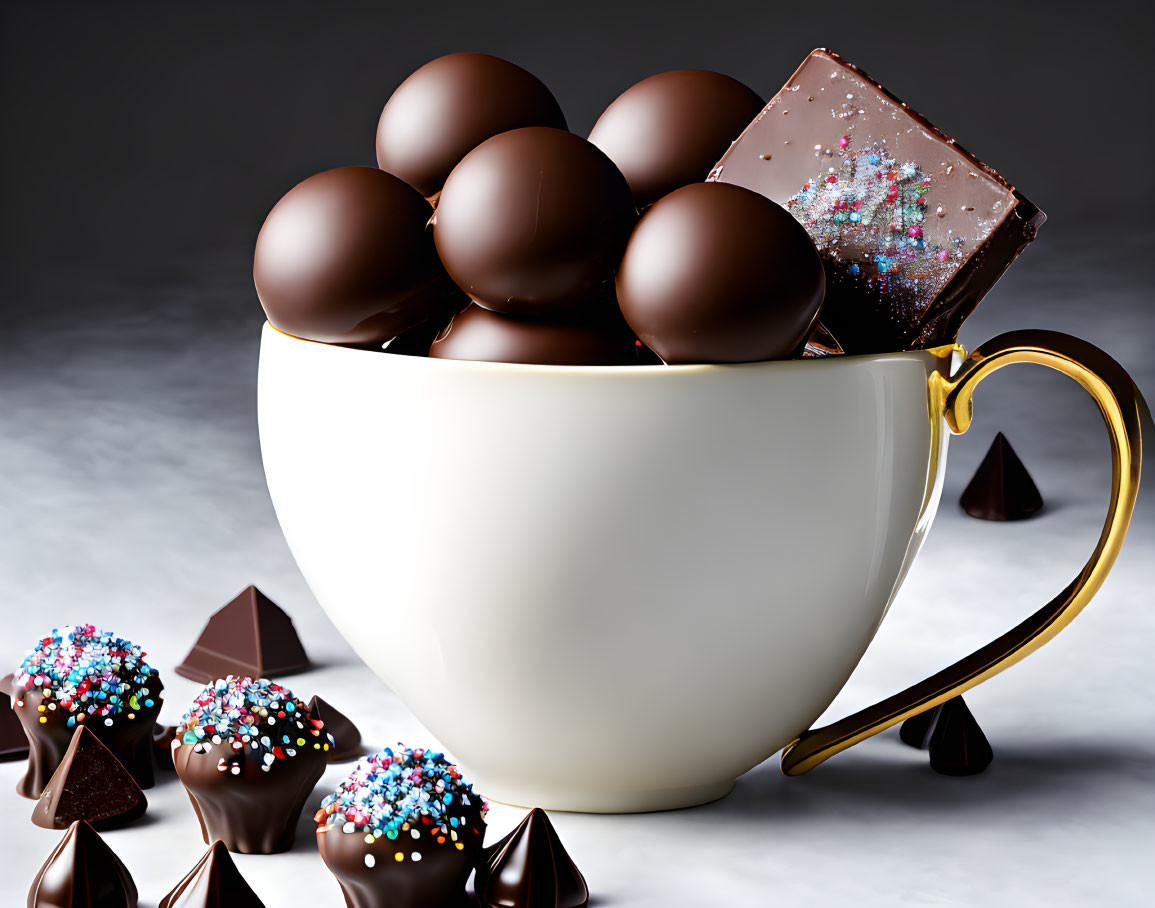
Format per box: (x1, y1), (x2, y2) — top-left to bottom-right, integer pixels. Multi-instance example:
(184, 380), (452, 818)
(710, 49), (1045, 353)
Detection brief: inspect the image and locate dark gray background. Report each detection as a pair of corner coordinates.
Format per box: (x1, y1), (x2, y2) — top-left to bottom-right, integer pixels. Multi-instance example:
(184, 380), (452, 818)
(2, 4), (1154, 904)
(2, 0), (1152, 316)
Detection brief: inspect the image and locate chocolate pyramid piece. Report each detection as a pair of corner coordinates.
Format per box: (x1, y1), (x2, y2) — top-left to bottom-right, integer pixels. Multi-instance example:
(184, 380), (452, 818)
(477, 808), (589, 908)
(175, 585), (310, 684)
(32, 725), (147, 830)
(960, 433), (1043, 521)
(898, 704), (941, 749)
(1, 674), (30, 762)
(159, 840), (266, 908)
(28, 820), (138, 908)
(928, 697), (993, 776)
(307, 695), (362, 763)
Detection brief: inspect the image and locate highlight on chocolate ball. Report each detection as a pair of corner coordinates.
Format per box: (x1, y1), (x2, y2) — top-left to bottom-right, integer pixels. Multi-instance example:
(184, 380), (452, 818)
(4, 9), (1148, 907)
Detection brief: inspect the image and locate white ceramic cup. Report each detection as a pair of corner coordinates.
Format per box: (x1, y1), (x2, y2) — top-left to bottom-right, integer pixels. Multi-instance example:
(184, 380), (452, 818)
(257, 323), (1141, 812)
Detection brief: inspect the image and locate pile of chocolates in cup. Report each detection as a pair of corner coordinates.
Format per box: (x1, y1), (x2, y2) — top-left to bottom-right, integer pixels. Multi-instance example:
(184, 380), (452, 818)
(6, 589), (588, 908)
(255, 48), (1044, 368)
(7, 47), (1050, 908)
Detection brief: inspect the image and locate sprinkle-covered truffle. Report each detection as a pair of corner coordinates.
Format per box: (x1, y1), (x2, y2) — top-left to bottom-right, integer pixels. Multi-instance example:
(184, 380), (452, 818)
(176, 676), (332, 770)
(316, 746), (487, 847)
(12, 625), (159, 728)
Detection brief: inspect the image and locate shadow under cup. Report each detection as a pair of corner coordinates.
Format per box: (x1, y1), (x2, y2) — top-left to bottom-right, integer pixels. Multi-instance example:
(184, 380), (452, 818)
(258, 323), (962, 812)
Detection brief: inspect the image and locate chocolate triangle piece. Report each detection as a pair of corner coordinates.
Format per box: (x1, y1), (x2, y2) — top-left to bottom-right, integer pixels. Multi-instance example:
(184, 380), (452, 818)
(307, 695), (362, 763)
(175, 585), (310, 684)
(159, 840), (266, 908)
(28, 819), (139, 908)
(32, 725), (147, 830)
(1, 674), (30, 761)
(960, 433), (1043, 521)
(927, 697), (993, 776)
(898, 704), (942, 749)
(477, 808), (589, 908)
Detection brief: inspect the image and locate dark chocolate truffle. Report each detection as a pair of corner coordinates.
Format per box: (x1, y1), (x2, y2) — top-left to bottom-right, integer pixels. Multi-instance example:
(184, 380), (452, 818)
(173, 677), (331, 854)
(175, 585), (310, 685)
(10, 626), (162, 799)
(316, 746), (487, 908)
(159, 840), (266, 908)
(434, 127), (636, 316)
(429, 301), (645, 366)
(307, 695), (363, 763)
(376, 52), (567, 198)
(254, 166), (457, 346)
(32, 726), (147, 830)
(959, 433), (1043, 520)
(589, 69), (763, 207)
(616, 182), (825, 364)
(476, 808), (589, 908)
(28, 820), (138, 908)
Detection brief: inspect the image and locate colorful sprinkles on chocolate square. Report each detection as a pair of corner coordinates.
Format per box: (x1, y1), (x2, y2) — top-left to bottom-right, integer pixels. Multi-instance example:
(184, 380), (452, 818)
(9, 625), (163, 797)
(172, 676), (330, 853)
(316, 746), (488, 908)
(710, 48), (1044, 353)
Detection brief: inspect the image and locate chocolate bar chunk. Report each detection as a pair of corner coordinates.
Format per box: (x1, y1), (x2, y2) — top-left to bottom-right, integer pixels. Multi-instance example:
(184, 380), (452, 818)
(175, 585), (310, 684)
(710, 49), (1045, 353)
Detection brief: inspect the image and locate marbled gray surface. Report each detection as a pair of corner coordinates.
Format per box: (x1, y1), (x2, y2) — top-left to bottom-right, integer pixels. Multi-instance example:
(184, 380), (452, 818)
(2, 230), (1153, 906)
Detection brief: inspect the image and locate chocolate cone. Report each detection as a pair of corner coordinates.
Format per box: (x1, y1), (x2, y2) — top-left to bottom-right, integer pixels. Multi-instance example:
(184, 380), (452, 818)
(28, 820), (138, 908)
(477, 808), (589, 908)
(175, 585), (310, 684)
(159, 840), (266, 908)
(153, 723), (177, 771)
(307, 696), (362, 763)
(1, 676), (30, 762)
(960, 433), (1043, 520)
(32, 725), (147, 830)
(928, 697), (993, 776)
(898, 705), (941, 749)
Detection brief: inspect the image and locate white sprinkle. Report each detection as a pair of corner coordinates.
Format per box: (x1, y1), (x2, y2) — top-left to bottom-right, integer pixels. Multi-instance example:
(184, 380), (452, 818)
(364, 854), (376, 868)
(412, 853), (422, 862)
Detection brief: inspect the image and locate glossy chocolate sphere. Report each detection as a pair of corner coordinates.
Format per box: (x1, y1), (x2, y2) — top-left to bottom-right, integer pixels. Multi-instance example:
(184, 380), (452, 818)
(589, 70), (763, 207)
(616, 182), (824, 364)
(434, 127), (635, 316)
(254, 167), (454, 346)
(376, 53), (566, 198)
(428, 300), (645, 366)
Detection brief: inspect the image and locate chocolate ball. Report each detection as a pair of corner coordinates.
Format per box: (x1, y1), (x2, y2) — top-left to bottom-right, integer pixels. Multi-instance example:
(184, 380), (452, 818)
(617, 182), (825, 364)
(589, 70), (764, 207)
(428, 299), (645, 366)
(434, 127), (636, 316)
(376, 53), (567, 199)
(254, 166), (455, 347)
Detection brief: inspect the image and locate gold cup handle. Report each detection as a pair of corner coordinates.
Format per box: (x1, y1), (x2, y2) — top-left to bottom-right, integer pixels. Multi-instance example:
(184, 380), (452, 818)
(780, 330), (1144, 775)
